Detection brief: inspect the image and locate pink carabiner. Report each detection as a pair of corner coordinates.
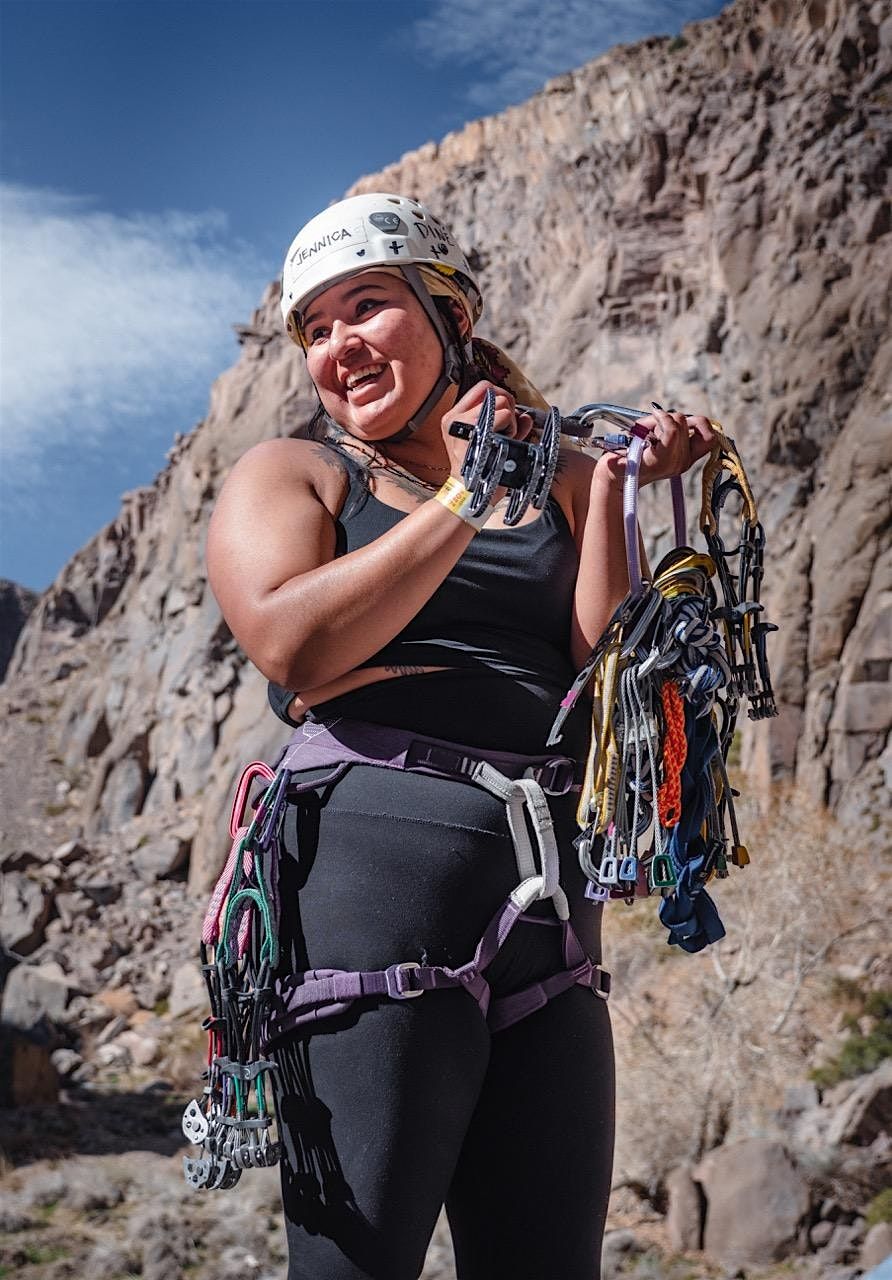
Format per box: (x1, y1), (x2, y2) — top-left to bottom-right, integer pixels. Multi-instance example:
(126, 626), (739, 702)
(228, 761), (276, 839)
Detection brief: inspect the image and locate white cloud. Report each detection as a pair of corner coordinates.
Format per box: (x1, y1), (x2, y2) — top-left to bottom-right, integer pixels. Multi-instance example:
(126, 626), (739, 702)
(0, 183), (265, 461)
(411, 0), (718, 110)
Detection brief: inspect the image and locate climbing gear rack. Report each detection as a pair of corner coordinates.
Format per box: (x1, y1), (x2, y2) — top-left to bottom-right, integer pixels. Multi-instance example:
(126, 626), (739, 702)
(181, 763), (288, 1189)
(548, 406), (777, 952)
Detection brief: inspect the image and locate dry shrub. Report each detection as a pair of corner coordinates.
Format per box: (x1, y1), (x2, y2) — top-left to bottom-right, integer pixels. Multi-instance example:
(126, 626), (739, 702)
(604, 785), (890, 1194)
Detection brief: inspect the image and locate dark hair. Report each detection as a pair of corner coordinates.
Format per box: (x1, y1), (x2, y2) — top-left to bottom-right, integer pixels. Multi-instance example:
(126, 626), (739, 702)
(290, 404), (369, 518)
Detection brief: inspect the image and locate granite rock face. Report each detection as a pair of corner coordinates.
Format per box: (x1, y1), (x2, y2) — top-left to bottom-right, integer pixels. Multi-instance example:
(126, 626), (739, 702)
(0, 579), (37, 682)
(1, 0), (890, 898)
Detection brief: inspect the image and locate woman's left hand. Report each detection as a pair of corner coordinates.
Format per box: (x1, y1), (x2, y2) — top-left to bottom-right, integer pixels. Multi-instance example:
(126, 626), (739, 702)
(635, 407), (716, 487)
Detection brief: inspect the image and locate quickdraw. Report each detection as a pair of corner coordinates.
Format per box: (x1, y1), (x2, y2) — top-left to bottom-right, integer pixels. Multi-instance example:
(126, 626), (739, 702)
(544, 405), (777, 952)
(700, 425), (777, 720)
(181, 764), (289, 1190)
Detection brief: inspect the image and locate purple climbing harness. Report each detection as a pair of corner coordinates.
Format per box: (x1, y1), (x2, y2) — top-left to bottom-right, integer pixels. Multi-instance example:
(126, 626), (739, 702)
(241, 717), (611, 1044)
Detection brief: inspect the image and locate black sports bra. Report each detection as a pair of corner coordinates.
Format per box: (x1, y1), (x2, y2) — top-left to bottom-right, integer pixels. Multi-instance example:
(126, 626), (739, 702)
(268, 468), (580, 722)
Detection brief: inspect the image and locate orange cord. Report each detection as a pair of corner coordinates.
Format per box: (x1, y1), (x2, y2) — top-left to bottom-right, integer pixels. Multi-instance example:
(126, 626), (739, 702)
(658, 681), (687, 827)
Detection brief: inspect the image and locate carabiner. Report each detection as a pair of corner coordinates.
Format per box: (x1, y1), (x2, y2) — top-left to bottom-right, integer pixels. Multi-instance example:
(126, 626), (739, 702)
(229, 762), (276, 839)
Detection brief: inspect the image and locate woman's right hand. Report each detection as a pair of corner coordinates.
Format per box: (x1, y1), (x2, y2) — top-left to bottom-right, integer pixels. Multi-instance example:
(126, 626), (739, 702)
(440, 380), (534, 484)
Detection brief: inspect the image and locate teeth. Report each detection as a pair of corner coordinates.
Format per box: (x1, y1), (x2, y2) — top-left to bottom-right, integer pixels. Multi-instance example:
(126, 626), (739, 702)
(345, 364), (385, 390)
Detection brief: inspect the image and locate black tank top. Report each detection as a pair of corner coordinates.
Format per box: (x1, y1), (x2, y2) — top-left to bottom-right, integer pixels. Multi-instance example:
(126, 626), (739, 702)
(268, 469), (580, 723)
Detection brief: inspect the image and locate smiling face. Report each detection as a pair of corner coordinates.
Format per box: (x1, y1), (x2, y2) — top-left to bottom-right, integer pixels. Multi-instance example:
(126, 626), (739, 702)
(302, 271), (450, 441)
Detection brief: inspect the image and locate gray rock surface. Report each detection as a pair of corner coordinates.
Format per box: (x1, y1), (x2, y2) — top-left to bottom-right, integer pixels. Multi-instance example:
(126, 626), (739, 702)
(826, 1059), (892, 1147)
(695, 1137), (811, 1267)
(666, 1161), (703, 1251)
(601, 1228), (646, 1278)
(1, 960), (71, 1030)
(169, 960), (208, 1018)
(0, 579), (38, 682)
(862, 1222), (892, 1270)
(0, 870), (53, 953)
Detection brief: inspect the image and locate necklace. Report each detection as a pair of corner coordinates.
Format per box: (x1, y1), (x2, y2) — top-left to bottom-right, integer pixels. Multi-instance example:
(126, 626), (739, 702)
(338, 437), (449, 493)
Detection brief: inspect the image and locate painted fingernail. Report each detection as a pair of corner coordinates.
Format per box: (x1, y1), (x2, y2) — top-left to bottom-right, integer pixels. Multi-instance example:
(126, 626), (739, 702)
(651, 401), (664, 411)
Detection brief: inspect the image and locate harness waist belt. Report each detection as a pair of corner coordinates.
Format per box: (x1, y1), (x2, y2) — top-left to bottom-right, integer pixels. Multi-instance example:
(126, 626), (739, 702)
(278, 717), (581, 795)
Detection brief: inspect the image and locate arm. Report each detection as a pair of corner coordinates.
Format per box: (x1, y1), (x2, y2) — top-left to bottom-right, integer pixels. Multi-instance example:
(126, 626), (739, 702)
(569, 458), (632, 668)
(206, 381), (522, 690)
(207, 438), (477, 689)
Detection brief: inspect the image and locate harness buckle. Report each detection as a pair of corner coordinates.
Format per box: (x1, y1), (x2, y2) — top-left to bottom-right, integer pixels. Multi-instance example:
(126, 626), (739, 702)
(588, 965), (611, 1000)
(385, 962), (424, 999)
(405, 741), (479, 782)
(578, 962), (611, 1003)
(528, 757), (576, 795)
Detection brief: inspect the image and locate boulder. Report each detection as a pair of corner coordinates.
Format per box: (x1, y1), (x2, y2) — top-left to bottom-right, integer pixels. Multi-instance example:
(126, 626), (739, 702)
(861, 1222), (892, 1271)
(96, 1040), (132, 1068)
(64, 1159), (126, 1212)
(1, 959), (71, 1030)
(695, 1138), (811, 1268)
(84, 1242), (140, 1280)
(0, 848), (39, 873)
(825, 1059), (892, 1147)
(126, 1207), (196, 1280)
(113, 1029), (160, 1066)
(51, 838), (92, 865)
(50, 1047), (83, 1076)
(0, 1199), (34, 1232)
(0, 871), (53, 954)
(17, 1165), (68, 1208)
(95, 1013), (128, 1045)
(783, 1081), (820, 1114)
(96, 986), (139, 1018)
(812, 1220), (835, 1247)
(818, 1221), (867, 1267)
(666, 1162), (703, 1251)
(601, 1229), (646, 1278)
(169, 961), (207, 1018)
(54, 889), (96, 928)
(131, 831), (191, 881)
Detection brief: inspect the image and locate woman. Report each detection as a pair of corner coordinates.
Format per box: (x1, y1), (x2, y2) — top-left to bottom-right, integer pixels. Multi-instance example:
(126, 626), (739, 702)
(207, 193), (715, 1280)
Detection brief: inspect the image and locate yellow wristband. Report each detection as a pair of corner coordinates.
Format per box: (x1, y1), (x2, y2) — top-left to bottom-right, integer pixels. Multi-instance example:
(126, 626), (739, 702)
(433, 476), (494, 531)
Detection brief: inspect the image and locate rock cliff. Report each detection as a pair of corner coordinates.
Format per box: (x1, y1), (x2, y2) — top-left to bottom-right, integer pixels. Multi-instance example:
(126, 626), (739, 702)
(3, 0), (890, 899)
(0, 580), (37, 681)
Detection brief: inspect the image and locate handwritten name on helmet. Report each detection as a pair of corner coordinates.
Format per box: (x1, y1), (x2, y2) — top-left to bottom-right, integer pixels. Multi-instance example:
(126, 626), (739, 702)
(289, 226), (355, 267)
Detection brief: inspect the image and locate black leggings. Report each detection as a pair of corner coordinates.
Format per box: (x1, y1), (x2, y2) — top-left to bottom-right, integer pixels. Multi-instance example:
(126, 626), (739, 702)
(269, 674), (615, 1280)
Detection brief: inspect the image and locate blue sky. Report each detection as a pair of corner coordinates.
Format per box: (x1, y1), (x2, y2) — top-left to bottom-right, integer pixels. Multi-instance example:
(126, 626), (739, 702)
(1, 0), (726, 591)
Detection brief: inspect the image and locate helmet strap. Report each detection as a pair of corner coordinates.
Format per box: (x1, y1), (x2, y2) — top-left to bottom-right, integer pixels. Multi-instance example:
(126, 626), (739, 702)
(382, 264), (465, 444)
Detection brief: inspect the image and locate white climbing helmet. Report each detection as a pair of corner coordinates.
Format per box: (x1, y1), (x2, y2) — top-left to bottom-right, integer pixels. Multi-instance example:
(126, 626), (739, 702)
(280, 192), (482, 343)
(281, 193), (483, 440)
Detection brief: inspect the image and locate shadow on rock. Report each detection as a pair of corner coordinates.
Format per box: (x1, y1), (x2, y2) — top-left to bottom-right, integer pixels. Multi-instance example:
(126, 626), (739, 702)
(0, 1083), (188, 1168)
